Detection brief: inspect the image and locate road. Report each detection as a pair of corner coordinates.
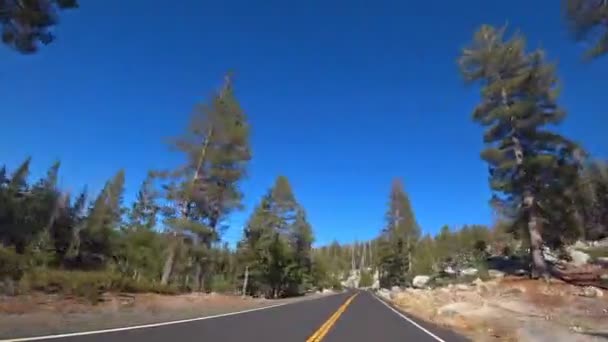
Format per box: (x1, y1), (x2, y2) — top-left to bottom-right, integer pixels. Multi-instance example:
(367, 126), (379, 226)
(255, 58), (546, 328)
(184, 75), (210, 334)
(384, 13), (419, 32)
(6, 290), (468, 342)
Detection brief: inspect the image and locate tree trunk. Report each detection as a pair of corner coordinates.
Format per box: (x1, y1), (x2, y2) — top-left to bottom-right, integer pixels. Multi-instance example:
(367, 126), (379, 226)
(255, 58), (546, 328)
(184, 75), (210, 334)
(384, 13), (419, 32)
(526, 195), (549, 279)
(200, 275), (206, 293)
(241, 266), (249, 297)
(193, 262), (202, 292)
(160, 240), (176, 286)
(407, 237), (412, 273)
(408, 250), (412, 273)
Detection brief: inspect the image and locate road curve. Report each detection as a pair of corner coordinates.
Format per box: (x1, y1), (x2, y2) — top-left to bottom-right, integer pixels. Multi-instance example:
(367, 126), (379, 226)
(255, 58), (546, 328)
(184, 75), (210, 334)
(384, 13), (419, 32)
(5, 290), (468, 342)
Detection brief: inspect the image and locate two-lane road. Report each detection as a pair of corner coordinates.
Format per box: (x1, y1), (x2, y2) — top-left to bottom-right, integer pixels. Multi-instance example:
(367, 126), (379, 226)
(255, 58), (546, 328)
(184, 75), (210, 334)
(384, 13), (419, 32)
(5, 291), (468, 342)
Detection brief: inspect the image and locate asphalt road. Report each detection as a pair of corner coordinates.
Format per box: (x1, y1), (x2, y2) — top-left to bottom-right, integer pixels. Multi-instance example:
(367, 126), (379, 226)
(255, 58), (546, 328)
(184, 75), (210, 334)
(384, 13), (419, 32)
(7, 290), (468, 342)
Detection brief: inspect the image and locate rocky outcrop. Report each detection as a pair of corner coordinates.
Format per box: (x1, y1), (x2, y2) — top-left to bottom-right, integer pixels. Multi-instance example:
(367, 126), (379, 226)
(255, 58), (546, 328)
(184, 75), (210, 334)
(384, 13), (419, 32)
(567, 247), (591, 267)
(412, 275), (430, 288)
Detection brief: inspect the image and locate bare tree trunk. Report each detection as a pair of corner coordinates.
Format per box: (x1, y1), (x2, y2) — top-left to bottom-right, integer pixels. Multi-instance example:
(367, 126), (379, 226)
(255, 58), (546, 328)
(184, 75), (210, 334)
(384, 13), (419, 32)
(184, 273), (190, 289)
(193, 261), (202, 292)
(160, 238), (176, 285)
(526, 193), (549, 279)
(241, 266), (249, 297)
(360, 243), (366, 269)
(407, 236), (412, 273)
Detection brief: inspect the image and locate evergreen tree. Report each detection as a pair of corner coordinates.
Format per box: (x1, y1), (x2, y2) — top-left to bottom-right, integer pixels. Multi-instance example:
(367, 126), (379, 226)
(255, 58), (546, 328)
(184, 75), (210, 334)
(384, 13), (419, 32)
(0, 0), (78, 54)
(563, 0), (608, 59)
(79, 170), (125, 268)
(459, 25), (582, 278)
(411, 234), (436, 275)
(52, 187), (87, 264)
(128, 174), (159, 231)
(378, 179), (420, 286)
(157, 73), (251, 288)
(287, 208), (314, 294)
(576, 160), (608, 240)
(237, 176), (314, 297)
(0, 158), (31, 252)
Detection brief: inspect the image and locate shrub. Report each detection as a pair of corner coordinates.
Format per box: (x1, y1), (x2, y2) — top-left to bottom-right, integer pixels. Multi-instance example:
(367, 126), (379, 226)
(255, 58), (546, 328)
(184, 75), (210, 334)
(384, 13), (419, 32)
(209, 275), (234, 294)
(330, 277), (343, 291)
(0, 247), (28, 280)
(359, 270), (374, 287)
(18, 268), (181, 302)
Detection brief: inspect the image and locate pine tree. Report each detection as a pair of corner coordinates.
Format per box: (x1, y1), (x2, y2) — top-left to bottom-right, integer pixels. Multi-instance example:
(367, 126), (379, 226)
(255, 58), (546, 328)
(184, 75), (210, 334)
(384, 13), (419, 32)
(79, 170), (125, 268)
(0, 0), (78, 54)
(576, 160), (608, 239)
(270, 176), (298, 233)
(27, 161), (63, 264)
(158, 73), (251, 287)
(237, 193), (282, 296)
(287, 208), (314, 294)
(128, 174), (159, 230)
(0, 158), (31, 252)
(563, 0), (608, 59)
(52, 187), (87, 263)
(459, 25), (583, 278)
(378, 179), (420, 286)
(237, 176), (314, 297)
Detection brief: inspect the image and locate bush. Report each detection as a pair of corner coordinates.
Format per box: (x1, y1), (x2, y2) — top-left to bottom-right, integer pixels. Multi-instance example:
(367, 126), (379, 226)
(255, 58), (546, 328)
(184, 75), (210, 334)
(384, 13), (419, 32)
(359, 270), (374, 287)
(0, 247), (28, 280)
(19, 269), (113, 302)
(209, 275), (234, 293)
(330, 277), (343, 291)
(18, 269), (180, 302)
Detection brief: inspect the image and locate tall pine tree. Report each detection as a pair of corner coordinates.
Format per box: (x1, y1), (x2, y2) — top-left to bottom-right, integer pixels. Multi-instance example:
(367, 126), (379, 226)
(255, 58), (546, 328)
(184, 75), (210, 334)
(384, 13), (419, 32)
(158, 73), (251, 287)
(459, 25), (582, 278)
(378, 179), (420, 287)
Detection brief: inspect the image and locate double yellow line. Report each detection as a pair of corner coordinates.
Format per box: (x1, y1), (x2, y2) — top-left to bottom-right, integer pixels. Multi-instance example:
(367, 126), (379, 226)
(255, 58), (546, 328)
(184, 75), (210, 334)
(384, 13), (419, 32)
(305, 293), (358, 342)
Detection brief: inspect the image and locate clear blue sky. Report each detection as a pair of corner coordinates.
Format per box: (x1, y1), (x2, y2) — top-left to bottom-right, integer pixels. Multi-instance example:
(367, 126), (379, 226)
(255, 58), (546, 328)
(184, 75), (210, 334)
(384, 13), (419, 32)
(1, 0), (606, 247)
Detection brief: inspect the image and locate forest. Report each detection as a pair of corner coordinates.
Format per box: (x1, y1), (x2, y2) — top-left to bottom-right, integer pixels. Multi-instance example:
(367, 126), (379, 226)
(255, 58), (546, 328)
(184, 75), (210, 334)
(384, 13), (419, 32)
(1, 0), (607, 302)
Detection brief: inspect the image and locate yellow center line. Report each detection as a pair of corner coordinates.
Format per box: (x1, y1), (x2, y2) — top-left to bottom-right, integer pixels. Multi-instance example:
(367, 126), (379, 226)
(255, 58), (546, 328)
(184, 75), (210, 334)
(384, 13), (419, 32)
(305, 293), (358, 342)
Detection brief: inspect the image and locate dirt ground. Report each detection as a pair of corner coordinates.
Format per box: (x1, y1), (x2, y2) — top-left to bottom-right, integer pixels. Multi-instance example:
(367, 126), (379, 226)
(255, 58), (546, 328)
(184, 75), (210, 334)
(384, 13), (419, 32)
(0, 291), (335, 339)
(384, 277), (608, 342)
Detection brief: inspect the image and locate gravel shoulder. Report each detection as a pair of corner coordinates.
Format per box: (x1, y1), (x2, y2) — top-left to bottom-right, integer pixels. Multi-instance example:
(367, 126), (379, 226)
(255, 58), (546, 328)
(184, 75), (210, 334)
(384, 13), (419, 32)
(0, 291), (338, 339)
(379, 277), (608, 342)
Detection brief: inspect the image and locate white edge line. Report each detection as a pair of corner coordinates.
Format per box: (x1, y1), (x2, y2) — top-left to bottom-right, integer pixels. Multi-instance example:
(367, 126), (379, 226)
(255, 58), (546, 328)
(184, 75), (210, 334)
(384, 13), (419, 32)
(371, 291), (446, 342)
(2, 293), (340, 342)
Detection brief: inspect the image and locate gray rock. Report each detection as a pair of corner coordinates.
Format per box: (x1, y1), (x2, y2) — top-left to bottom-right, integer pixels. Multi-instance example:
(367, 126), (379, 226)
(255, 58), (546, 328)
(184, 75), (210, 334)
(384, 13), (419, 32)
(460, 267), (478, 276)
(437, 302), (477, 317)
(543, 246), (559, 263)
(455, 284), (471, 291)
(377, 288), (391, 300)
(371, 269), (380, 289)
(567, 247), (591, 267)
(572, 240), (590, 249)
(580, 286), (603, 298)
(514, 269), (528, 276)
(472, 277), (485, 287)
(488, 269), (505, 278)
(593, 237), (608, 247)
(412, 275), (430, 288)
(444, 266), (457, 275)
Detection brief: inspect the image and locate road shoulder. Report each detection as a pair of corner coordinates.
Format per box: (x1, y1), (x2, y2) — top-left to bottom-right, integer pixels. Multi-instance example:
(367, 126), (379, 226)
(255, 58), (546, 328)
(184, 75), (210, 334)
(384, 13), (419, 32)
(0, 291), (340, 340)
(369, 291), (469, 342)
